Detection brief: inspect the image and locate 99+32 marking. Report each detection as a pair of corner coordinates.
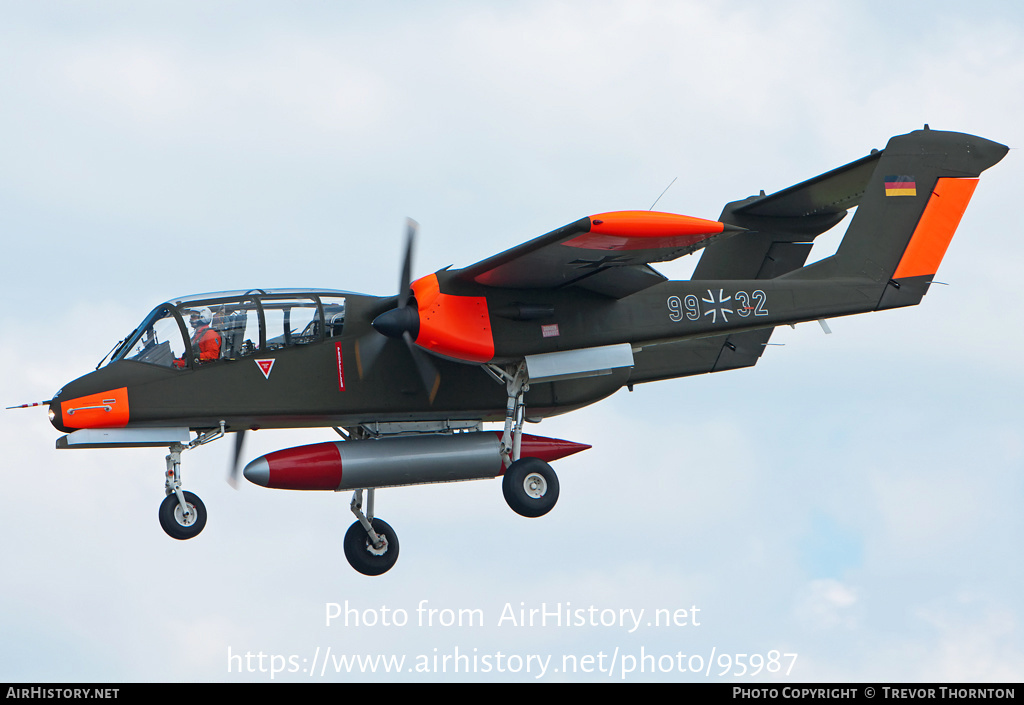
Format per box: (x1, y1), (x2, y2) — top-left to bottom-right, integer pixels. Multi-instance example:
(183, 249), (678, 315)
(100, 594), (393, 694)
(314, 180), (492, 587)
(667, 290), (768, 324)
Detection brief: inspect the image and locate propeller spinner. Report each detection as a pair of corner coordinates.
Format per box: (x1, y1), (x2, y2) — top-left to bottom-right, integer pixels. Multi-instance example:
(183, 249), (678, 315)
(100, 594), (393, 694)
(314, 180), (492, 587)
(368, 220), (442, 403)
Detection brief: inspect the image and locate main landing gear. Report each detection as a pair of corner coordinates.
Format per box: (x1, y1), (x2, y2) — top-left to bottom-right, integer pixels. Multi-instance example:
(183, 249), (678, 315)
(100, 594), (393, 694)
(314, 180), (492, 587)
(503, 456), (559, 518)
(158, 424), (224, 540)
(338, 360), (560, 577)
(344, 488), (399, 576)
(488, 360), (560, 519)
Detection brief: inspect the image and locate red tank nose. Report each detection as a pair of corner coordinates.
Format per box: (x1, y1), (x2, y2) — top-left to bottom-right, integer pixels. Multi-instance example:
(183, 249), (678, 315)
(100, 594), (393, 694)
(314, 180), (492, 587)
(513, 433), (591, 463)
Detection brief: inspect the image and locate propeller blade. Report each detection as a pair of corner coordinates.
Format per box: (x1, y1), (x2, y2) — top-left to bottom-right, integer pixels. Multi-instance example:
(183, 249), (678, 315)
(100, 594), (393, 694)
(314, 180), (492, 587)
(354, 333), (388, 380)
(367, 217), (440, 402)
(228, 430), (247, 488)
(398, 218), (418, 310)
(404, 331), (441, 404)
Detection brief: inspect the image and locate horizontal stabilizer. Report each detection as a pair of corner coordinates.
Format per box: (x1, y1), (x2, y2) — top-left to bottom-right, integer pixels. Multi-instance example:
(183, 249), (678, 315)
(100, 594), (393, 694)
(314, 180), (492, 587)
(692, 153), (885, 281)
(734, 151), (882, 218)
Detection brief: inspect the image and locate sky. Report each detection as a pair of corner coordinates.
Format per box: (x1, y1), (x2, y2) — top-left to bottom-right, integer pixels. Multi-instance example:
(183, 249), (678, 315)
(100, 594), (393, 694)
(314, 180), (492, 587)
(1, 0), (1022, 683)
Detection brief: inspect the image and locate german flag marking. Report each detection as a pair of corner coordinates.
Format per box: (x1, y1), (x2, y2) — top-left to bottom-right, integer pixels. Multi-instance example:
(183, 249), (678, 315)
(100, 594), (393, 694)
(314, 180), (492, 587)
(885, 175), (917, 197)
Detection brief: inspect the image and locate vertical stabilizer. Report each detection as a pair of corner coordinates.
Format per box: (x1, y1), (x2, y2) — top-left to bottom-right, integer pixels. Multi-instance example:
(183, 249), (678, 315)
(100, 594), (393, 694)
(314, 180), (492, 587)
(782, 129), (1007, 309)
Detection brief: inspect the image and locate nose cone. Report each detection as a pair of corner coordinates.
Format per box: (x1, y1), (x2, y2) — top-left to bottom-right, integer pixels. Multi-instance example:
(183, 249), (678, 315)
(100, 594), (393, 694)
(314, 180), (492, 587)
(48, 397), (66, 432)
(242, 457), (270, 487)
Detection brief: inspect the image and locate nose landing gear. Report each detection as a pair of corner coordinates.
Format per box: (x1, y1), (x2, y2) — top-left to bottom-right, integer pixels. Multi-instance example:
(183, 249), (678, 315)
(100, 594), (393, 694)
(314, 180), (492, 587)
(159, 490), (207, 540)
(157, 423), (224, 540)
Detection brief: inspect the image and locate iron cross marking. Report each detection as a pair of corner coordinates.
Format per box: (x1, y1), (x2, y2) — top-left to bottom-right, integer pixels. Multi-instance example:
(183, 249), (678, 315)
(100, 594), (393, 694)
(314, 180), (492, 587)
(702, 289), (734, 323)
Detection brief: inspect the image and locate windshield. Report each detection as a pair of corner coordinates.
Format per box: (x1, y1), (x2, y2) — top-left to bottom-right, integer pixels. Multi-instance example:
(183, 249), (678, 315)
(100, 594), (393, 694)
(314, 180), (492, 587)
(111, 293), (346, 369)
(119, 306), (188, 368)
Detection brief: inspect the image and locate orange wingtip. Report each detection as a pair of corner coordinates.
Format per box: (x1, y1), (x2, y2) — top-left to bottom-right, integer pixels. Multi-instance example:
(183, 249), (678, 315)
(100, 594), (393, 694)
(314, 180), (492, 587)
(564, 211), (725, 251)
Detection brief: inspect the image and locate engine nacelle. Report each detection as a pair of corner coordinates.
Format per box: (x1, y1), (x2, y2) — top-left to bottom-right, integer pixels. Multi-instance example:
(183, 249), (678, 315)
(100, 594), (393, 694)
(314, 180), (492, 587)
(242, 432), (590, 491)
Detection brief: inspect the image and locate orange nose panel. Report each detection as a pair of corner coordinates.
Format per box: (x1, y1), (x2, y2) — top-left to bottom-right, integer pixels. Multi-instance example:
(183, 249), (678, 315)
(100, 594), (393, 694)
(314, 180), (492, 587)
(61, 387), (130, 429)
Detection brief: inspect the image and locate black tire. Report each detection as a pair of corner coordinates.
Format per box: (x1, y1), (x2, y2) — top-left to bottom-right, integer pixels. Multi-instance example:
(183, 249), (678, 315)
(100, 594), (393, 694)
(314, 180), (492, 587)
(344, 518), (399, 576)
(502, 457), (559, 518)
(158, 491), (207, 540)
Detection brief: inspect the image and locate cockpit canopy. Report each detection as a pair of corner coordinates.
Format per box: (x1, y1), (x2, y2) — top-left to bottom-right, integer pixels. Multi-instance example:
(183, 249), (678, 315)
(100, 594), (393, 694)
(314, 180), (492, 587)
(110, 290), (348, 369)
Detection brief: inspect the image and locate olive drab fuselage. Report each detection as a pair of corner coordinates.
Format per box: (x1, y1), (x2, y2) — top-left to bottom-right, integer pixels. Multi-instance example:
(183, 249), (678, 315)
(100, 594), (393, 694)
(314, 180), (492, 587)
(41, 129), (1008, 576)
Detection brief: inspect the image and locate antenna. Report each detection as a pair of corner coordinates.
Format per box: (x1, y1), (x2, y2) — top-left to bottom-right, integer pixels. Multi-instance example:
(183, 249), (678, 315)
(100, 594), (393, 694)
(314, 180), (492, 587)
(649, 177), (678, 211)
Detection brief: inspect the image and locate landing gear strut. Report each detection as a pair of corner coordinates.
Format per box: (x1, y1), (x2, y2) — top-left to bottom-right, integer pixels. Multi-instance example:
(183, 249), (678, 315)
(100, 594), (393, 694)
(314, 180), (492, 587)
(344, 488), (400, 576)
(487, 361), (561, 518)
(158, 423), (223, 540)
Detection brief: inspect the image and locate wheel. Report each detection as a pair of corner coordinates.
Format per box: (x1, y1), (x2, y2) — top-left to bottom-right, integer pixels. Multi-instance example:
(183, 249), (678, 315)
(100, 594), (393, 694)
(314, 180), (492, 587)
(343, 518), (399, 576)
(158, 491), (208, 540)
(502, 457), (559, 518)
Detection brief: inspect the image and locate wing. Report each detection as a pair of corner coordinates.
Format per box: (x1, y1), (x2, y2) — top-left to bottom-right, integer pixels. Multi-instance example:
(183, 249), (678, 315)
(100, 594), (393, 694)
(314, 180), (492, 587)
(453, 211), (744, 298)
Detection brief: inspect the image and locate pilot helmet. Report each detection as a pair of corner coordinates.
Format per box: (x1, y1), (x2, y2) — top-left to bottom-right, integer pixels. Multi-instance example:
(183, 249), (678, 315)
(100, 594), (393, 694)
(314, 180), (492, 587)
(189, 307), (213, 327)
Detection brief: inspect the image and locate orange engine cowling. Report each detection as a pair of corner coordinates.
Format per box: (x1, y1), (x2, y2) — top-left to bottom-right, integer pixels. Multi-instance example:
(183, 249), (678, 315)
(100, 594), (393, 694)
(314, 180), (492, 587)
(410, 274), (494, 363)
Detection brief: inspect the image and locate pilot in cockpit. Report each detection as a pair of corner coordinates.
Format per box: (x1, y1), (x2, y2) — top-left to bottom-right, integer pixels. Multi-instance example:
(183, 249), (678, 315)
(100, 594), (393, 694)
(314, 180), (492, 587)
(173, 307), (222, 367)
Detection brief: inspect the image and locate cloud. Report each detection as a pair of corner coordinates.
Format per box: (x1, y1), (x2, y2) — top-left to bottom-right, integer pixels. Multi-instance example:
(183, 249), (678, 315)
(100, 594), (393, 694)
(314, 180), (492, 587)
(795, 579), (862, 631)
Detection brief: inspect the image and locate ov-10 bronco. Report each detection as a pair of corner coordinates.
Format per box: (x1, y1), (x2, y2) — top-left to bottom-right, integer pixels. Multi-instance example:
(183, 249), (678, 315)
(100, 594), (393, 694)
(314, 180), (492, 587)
(25, 127), (1006, 575)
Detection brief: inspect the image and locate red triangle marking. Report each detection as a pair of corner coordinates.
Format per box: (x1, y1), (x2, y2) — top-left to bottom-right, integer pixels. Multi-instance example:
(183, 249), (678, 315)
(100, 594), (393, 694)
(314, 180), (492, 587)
(256, 359), (275, 379)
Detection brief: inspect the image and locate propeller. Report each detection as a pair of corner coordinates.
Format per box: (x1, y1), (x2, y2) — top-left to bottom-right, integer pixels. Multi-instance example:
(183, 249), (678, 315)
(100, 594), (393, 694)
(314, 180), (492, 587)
(227, 429), (247, 488)
(366, 219), (442, 403)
